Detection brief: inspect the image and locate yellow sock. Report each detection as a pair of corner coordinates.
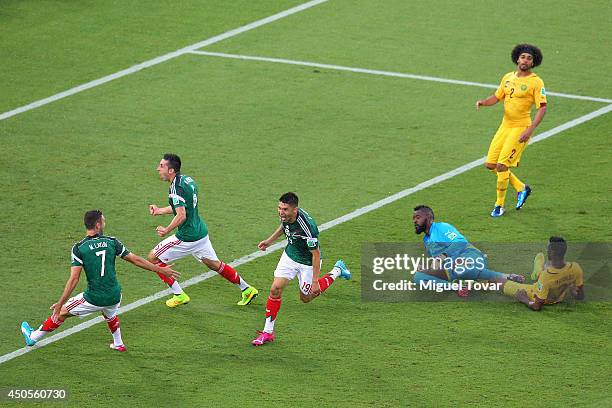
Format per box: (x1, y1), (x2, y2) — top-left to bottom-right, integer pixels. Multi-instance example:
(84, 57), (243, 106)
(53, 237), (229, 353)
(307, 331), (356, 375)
(509, 171), (525, 192)
(496, 170), (510, 207)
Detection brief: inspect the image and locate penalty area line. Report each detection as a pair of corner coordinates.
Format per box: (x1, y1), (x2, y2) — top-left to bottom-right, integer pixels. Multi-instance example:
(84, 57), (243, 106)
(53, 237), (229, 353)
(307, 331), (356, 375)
(0, 0), (330, 122)
(2, 103), (610, 365)
(188, 50), (612, 104)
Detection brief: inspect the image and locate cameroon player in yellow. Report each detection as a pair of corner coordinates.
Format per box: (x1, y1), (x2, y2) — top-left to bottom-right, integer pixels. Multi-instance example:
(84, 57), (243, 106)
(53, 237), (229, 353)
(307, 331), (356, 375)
(500, 237), (585, 311)
(476, 44), (548, 217)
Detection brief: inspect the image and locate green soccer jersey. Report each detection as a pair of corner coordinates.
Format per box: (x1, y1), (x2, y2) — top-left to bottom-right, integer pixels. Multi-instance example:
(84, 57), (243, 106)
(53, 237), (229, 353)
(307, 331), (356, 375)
(168, 174), (208, 242)
(70, 234), (130, 306)
(282, 208), (320, 266)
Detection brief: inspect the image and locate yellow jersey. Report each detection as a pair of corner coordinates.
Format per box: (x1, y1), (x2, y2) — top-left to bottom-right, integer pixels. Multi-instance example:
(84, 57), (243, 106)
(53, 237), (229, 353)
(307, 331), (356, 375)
(494, 71), (547, 128)
(534, 262), (584, 304)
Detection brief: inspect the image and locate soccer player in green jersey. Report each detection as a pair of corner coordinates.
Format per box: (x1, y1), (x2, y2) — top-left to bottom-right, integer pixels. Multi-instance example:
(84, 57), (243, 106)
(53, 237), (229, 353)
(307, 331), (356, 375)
(252, 192), (351, 346)
(20, 210), (180, 352)
(148, 153), (258, 307)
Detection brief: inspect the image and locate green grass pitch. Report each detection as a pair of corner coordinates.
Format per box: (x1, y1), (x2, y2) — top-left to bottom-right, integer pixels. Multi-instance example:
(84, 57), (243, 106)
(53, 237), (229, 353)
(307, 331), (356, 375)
(1, 1), (610, 407)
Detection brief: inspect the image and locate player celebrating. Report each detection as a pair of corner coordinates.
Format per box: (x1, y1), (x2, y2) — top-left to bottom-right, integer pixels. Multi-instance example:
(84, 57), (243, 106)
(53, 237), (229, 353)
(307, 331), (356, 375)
(251, 192), (351, 346)
(499, 236), (584, 310)
(148, 153), (258, 307)
(476, 44), (547, 217)
(412, 205), (524, 292)
(20, 210), (180, 352)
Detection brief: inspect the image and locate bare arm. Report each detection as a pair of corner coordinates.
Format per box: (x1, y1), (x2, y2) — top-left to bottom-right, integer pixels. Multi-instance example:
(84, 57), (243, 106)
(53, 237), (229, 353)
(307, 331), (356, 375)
(309, 247), (322, 296)
(414, 255), (450, 281)
(571, 285), (585, 301)
(123, 253), (180, 279)
(475, 94), (500, 109)
(156, 206), (186, 237)
(51, 266), (82, 320)
(519, 104), (547, 142)
(515, 289), (544, 311)
(149, 205), (173, 215)
(258, 225), (284, 251)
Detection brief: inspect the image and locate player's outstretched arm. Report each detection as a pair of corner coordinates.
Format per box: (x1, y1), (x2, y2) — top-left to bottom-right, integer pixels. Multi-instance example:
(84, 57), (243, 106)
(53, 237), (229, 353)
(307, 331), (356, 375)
(475, 94), (499, 109)
(149, 204), (173, 216)
(50, 266), (82, 320)
(123, 253), (180, 279)
(258, 225), (284, 251)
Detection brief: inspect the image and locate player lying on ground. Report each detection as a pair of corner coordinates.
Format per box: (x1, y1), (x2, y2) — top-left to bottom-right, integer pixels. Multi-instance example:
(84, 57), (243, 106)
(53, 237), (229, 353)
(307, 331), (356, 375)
(21, 210), (180, 352)
(476, 44), (547, 217)
(148, 153), (258, 307)
(411, 205), (524, 295)
(252, 192), (351, 346)
(498, 236), (584, 310)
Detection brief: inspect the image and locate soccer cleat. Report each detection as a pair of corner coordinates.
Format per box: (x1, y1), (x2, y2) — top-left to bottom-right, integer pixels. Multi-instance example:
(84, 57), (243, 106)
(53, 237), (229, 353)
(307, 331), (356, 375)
(251, 331), (275, 346)
(237, 286), (259, 306)
(165, 292), (190, 308)
(507, 274), (526, 283)
(490, 205), (505, 217)
(531, 252), (545, 280)
(334, 259), (352, 280)
(20, 321), (36, 346)
(109, 343), (127, 352)
(457, 287), (470, 298)
(516, 185), (532, 210)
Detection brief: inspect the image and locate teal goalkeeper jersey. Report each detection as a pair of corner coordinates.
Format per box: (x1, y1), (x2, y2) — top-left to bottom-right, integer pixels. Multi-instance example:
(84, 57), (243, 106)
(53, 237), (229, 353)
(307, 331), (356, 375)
(71, 234), (130, 306)
(168, 174), (208, 242)
(282, 208), (321, 266)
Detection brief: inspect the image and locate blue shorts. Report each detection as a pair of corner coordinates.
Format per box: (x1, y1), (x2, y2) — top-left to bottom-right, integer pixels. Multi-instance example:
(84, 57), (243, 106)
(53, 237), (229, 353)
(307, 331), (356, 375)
(446, 249), (488, 281)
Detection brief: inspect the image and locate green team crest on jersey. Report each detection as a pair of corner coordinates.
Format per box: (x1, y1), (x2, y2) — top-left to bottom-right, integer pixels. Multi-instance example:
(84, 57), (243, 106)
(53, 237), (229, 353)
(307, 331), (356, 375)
(283, 208), (321, 266)
(169, 174), (208, 242)
(71, 234), (130, 306)
(306, 237), (318, 249)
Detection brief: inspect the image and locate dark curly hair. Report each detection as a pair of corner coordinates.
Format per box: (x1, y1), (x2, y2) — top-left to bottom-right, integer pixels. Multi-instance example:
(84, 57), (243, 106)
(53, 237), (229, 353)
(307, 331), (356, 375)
(511, 44), (543, 67)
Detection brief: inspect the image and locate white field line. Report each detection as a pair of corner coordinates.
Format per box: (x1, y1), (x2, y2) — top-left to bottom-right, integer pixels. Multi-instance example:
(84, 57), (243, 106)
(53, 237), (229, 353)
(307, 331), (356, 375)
(2, 103), (610, 365)
(188, 51), (612, 104)
(0, 0), (329, 122)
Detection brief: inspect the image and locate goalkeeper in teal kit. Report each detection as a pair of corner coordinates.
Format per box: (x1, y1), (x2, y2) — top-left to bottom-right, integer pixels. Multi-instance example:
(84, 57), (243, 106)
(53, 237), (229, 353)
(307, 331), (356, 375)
(411, 205), (524, 293)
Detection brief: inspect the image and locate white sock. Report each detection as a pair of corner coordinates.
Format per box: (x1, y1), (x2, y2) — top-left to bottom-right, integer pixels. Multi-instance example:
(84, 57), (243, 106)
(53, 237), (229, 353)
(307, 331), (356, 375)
(238, 277), (249, 291)
(263, 317), (275, 333)
(328, 267), (341, 279)
(112, 328), (123, 346)
(170, 281), (183, 295)
(30, 327), (47, 342)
